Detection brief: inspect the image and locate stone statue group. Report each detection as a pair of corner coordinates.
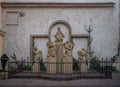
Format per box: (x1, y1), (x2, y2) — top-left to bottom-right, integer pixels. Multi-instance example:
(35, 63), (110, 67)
(32, 27), (88, 73)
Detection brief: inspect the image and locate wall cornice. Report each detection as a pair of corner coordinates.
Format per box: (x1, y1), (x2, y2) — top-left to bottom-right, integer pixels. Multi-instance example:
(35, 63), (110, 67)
(1, 2), (115, 8)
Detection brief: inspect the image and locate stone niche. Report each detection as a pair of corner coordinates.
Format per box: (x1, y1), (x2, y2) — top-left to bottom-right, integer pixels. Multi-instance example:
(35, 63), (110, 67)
(46, 20), (74, 74)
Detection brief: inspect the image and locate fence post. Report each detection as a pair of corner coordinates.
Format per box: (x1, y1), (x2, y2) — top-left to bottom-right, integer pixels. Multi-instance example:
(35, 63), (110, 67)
(105, 58), (112, 79)
(101, 58), (104, 74)
(96, 58), (99, 72)
(8, 61), (10, 78)
(105, 58), (108, 78)
(109, 58), (112, 79)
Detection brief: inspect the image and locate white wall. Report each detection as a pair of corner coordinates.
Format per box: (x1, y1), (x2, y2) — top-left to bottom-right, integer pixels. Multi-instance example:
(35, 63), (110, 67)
(2, 0), (120, 61)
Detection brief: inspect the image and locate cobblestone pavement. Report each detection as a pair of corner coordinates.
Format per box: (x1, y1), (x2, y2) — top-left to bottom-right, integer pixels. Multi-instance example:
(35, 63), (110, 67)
(0, 73), (120, 87)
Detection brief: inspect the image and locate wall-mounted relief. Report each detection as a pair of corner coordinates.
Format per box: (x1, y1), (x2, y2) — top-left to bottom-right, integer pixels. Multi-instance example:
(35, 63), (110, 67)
(6, 11), (19, 26)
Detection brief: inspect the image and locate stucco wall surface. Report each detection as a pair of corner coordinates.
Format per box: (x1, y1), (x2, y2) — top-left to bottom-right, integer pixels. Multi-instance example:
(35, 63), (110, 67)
(2, 0), (119, 60)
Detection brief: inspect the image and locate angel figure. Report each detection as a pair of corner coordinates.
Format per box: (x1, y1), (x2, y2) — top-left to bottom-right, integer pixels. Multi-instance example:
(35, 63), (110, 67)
(32, 47), (42, 73)
(78, 48), (88, 73)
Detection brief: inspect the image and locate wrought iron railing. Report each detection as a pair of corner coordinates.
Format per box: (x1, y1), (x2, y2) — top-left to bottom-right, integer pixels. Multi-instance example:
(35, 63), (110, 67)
(7, 59), (112, 80)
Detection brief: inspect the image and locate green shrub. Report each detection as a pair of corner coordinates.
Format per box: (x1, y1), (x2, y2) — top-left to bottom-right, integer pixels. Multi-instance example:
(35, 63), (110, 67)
(73, 58), (79, 71)
(24, 65), (32, 71)
(40, 59), (46, 71)
(89, 57), (99, 71)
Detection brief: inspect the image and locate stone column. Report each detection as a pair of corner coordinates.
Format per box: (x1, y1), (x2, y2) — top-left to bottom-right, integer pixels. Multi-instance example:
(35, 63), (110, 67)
(46, 57), (56, 73)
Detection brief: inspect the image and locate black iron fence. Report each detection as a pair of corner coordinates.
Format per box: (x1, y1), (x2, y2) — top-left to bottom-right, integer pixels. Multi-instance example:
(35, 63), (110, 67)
(7, 59), (112, 80)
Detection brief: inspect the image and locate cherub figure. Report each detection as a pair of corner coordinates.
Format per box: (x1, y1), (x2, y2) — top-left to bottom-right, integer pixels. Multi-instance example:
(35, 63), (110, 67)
(32, 47), (42, 73)
(78, 48), (88, 73)
(64, 41), (74, 57)
(47, 42), (56, 58)
(33, 47), (42, 62)
(78, 48), (87, 62)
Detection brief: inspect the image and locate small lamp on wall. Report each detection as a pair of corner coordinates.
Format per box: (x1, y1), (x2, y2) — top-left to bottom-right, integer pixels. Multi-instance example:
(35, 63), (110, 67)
(1, 54), (9, 71)
(19, 11), (25, 17)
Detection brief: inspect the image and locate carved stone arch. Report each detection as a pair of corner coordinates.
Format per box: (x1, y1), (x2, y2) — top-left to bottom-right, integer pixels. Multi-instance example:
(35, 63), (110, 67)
(48, 20), (72, 42)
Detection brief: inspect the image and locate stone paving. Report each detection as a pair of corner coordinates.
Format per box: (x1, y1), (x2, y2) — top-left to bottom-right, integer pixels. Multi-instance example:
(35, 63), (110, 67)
(0, 73), (120, 87)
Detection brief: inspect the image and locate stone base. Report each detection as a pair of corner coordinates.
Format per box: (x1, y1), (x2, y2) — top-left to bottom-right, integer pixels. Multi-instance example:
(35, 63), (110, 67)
(62, 57), (73, 74)
(80, 63), (87, 73)
(32, 62), (40, 73)
(0, 72), (8, 79)
(46, 57), (56, 73)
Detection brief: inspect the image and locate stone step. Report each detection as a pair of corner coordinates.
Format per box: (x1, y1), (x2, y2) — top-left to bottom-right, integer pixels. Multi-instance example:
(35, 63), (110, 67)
(10, 72), (107, 80)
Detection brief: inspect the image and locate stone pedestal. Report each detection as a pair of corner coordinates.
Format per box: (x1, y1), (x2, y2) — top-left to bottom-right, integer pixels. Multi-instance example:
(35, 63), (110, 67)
(62, 57), (73, 73)
(32, 62), (40, 73)
(0, 72), (8, 79)
(56, 43), (64, 73)
(46, 57), (56, 73)
(78, 48), (88, 73)
(80, 62), (87, 73)
(32, 47), (42, 73)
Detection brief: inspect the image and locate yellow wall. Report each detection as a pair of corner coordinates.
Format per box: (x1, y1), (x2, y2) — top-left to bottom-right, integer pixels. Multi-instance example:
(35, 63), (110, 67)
(0, 34), (3, 56)
(0, 0), (4, 57)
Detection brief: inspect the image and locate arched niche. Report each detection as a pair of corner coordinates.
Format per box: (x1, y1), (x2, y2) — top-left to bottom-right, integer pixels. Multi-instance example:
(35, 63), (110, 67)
(48, 20), (72, 42)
